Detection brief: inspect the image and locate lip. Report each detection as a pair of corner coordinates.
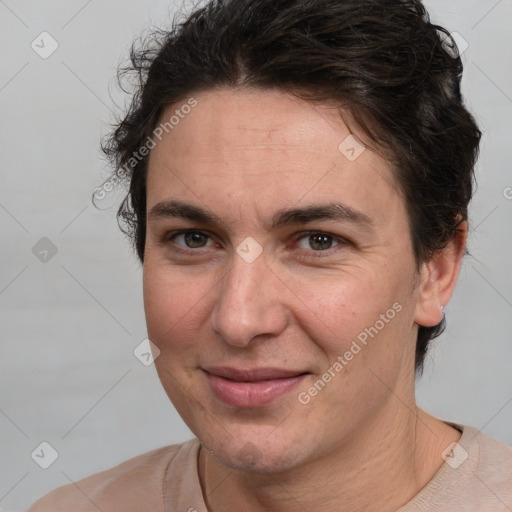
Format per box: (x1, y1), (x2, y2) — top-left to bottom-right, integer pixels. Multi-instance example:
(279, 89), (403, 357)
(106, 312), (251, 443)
(203, 367), (309, 408)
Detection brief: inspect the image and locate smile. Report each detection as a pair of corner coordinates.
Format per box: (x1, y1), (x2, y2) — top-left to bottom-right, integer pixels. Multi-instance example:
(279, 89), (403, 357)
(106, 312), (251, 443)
(203, 367), (309, 407)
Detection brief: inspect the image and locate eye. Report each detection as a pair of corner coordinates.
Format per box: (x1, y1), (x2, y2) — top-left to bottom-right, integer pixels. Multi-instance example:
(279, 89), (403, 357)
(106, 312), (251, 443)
(171, 231), (214, 249)
(296, 232), (344, 252)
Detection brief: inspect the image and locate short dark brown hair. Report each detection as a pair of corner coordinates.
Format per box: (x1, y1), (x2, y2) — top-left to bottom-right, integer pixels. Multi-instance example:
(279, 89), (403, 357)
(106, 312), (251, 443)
(101, 0), (481, 374)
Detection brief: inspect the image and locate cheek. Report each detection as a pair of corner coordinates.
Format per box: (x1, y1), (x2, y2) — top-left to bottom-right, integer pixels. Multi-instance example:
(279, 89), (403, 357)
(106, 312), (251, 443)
(294, 276), (413, 415)
(142, 260), (214, 351)
(290, 269), (406, 358)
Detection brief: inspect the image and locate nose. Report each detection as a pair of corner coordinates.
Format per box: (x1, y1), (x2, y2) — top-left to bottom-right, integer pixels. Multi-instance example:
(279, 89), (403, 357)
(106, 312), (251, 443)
(210, 250), (288, 347)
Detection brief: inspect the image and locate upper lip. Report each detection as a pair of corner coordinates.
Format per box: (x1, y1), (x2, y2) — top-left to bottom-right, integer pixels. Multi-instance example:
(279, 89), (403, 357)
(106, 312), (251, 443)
(203, 367), (308, 382)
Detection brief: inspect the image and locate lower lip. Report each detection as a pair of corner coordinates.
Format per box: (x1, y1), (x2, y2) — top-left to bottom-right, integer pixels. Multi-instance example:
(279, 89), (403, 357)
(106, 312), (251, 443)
(205, 372), (308, 408)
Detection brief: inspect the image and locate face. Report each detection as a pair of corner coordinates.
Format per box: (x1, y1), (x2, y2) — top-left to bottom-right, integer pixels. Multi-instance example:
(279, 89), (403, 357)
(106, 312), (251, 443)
(143, 87), (424, 473)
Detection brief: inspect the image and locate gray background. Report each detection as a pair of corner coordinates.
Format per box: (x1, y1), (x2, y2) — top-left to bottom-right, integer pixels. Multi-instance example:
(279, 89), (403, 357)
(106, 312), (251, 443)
(1, 1), (511, 510)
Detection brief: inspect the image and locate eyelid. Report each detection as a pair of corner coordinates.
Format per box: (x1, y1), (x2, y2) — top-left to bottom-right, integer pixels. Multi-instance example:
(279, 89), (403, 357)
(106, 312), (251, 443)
(161, 229), (351, 255)
(161, 229), (216, 249)
(292, 230), (350, 252)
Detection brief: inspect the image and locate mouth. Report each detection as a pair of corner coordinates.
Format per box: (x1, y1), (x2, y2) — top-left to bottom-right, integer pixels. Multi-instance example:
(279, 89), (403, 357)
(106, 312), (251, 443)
(203, 366), (309, 408)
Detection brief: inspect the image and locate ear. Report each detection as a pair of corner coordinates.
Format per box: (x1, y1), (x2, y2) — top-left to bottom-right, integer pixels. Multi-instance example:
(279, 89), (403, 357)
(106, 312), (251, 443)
(414, 221), (467, 327)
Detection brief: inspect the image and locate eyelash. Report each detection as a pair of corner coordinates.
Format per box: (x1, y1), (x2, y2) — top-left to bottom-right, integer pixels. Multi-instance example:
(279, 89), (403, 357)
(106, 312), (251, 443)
(161, 230), (350, 258)
(295, 231), (350, 258)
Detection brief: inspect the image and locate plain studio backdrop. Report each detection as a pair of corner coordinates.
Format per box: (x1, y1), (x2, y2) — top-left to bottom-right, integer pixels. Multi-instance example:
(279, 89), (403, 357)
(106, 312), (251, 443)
(0, 1), (511, 510)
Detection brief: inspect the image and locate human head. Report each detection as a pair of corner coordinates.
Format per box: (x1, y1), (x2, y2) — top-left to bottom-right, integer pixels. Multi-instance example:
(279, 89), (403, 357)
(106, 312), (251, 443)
(101, 0), (480, 374)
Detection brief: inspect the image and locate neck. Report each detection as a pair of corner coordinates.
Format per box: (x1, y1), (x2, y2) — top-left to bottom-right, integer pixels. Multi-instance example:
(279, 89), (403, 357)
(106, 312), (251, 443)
(198, 406), (461, 512)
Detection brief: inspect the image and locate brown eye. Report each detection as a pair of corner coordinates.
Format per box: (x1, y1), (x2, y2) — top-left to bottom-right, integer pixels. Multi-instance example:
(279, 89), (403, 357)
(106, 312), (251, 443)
(174, 231), (212, 248)
(308, 233), (334, 250)
(297, 232), (339, 251)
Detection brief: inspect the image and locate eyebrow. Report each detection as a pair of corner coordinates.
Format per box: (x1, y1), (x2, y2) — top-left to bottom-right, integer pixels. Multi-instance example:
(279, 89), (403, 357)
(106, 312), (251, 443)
(271, 203), (373, 230)
(148, 200), (218, 224)
(148, 199), (374, 230)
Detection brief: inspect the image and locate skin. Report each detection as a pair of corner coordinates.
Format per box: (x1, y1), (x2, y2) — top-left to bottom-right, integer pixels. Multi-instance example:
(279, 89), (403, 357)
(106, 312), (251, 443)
(143, 87), (466, 512)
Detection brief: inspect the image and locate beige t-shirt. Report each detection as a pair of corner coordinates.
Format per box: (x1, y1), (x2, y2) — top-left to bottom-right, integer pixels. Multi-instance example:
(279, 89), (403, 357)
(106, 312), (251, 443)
(28, 424), (512, 511)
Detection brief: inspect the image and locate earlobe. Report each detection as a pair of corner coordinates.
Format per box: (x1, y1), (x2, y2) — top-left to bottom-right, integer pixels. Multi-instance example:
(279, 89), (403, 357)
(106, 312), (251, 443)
(413, 221), (467, 327)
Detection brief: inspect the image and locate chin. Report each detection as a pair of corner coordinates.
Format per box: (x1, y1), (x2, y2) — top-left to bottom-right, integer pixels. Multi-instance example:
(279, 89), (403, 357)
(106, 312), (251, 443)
(198, 423), (310, 474)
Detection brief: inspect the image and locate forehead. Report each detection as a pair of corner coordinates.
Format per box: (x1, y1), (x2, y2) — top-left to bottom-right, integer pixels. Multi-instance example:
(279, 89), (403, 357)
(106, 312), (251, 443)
(153, 87), (380, 162)
(146, 87), (404, 229)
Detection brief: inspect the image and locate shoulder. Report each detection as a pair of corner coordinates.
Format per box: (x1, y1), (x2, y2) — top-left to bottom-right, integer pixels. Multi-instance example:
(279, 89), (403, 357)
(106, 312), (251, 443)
(451, 425), (512, 510)
(399, 424), (512, 512)
(421, 424), (511, 511)
(27, 439), (199, 512)
(470, 426), (512, 490)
